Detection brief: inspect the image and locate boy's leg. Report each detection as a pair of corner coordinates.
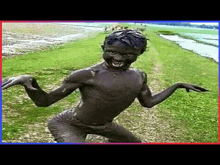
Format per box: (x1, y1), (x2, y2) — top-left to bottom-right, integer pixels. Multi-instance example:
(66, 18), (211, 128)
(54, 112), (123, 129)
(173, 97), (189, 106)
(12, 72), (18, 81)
(48, 111), (87, 143)
(102, 122), (142, 143)
(48, 119), (87, 143)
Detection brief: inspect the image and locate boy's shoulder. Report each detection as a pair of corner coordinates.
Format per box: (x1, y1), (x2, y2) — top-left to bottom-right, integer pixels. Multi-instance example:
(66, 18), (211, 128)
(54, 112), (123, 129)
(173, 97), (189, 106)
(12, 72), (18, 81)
(64, 63), (103, 83)
(90, 63), (103, 73)
(129, 68), (147, 84)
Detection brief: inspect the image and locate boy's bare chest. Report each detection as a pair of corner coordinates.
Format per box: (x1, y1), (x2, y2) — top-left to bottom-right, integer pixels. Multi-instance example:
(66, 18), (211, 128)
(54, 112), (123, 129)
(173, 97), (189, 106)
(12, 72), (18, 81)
(92, 70), (143, 97)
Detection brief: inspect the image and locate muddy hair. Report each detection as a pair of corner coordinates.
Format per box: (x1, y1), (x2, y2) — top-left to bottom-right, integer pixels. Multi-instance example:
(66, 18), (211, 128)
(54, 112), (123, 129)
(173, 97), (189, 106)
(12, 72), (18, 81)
(103, 29), (148, 55)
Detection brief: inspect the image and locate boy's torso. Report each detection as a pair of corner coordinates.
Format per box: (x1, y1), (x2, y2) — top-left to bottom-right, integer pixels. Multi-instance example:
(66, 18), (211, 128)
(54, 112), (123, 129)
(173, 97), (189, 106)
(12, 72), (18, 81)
(73, 63), (144, 125)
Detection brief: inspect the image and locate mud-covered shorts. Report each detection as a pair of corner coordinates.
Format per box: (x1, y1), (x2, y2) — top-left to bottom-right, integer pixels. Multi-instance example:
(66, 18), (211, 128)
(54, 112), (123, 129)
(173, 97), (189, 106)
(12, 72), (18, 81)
(48, 109), (142, 143)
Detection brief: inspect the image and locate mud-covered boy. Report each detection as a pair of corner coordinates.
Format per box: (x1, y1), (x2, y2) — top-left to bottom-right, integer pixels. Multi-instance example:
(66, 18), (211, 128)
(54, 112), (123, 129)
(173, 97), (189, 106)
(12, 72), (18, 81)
(2, 29), (208, 143)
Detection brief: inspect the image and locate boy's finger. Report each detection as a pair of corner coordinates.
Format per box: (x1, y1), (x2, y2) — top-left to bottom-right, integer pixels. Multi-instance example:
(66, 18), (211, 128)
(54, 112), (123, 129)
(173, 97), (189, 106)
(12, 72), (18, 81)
(2, 81), (16, 90)
(2, 79), (12, 88)
(193, 85), (209, 92)
(191, 87), (202, 92)
(2, 78), (9, 84)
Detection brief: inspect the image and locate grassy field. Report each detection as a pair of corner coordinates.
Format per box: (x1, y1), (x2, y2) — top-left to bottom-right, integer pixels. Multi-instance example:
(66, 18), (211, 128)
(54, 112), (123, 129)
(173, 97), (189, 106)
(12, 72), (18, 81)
(2, 24), (219, 143)
(143, 28), (218, 142)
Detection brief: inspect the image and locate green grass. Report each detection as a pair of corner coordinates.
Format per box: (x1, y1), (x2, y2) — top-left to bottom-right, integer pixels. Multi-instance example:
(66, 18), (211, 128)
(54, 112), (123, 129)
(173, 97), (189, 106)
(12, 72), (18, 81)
(2, 25), (219, 142)
(143, 28), (219, 142)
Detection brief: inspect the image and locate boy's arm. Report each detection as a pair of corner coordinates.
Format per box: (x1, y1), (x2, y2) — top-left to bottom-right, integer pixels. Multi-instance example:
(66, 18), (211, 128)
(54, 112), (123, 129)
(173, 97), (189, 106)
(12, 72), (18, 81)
(2, 69), (92, 107)
(137, 75), (208, 108)
(24, 77), (81, 107)
(137, 83), (180, 108)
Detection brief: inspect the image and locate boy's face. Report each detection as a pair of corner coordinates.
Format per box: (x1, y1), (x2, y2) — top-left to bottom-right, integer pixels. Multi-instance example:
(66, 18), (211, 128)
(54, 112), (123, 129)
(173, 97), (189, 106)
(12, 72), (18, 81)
(102, 41), (141, 70)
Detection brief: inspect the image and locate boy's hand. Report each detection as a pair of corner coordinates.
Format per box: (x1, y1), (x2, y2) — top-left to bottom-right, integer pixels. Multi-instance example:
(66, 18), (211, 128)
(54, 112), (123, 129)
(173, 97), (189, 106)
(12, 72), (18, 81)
(2, 75), (37, 91)
(178, 83), (209, 92)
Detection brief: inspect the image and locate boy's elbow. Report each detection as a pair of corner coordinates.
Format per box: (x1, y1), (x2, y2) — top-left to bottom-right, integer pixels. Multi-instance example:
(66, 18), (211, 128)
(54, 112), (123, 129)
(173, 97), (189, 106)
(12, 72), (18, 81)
(36, 104), (49, 107)
(138, 98), (154, 108)
(139, 102), (152, 108)
(141, 101), (155, 108)
(144, 104), (154, 108)
(35, 101), (51, 107)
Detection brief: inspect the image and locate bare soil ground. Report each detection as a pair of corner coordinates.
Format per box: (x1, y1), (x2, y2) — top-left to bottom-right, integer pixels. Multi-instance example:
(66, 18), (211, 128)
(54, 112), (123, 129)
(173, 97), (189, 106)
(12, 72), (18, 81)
(2, 23), (104, 56)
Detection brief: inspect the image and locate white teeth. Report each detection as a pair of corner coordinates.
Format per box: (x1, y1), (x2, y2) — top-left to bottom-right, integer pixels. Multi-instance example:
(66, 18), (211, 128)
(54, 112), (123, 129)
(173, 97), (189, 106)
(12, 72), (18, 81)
(112, 62), (124, 67)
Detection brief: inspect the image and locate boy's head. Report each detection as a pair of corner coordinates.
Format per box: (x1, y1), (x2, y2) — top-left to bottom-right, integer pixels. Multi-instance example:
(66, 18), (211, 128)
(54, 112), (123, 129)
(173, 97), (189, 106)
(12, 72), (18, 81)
(101, 29), (147, 70)
(102, 29), (147, 55)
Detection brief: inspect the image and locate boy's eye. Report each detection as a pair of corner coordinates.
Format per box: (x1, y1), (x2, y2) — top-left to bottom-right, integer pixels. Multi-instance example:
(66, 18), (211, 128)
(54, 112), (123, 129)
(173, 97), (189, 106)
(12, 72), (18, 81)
(108, 52), (118, 56)
(126, 54), (135, 58)
(107, 52), (135, 57)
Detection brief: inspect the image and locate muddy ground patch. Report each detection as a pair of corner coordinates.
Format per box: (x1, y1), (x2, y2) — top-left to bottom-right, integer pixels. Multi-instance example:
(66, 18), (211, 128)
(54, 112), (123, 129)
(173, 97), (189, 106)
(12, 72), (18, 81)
(2, 23), (104, 56)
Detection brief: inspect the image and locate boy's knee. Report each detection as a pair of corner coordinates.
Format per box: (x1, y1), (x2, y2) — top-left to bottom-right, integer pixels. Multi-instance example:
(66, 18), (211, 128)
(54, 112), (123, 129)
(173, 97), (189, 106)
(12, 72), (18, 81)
(47, 118), (66, 143)
(47, 118), (54, 127)
(47, 117), (58, 132)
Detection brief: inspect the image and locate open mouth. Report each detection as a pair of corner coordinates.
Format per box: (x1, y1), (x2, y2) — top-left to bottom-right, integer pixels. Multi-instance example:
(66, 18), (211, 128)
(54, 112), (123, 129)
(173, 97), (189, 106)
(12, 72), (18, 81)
(112, 61), (125, 67)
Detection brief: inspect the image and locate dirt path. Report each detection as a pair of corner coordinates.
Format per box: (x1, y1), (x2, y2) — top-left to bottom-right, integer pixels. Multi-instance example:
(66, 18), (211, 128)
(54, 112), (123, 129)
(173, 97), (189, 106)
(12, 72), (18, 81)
(134, 43), (188, 142)
(136, 45), (173, 142)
